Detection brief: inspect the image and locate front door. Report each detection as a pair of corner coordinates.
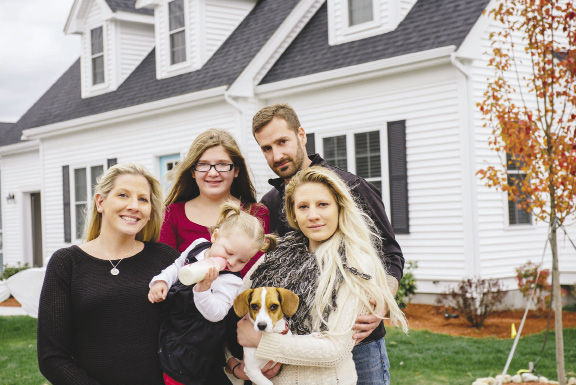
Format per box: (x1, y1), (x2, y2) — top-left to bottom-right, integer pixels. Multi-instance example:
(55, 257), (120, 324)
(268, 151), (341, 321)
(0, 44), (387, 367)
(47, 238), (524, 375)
(31, 192), (43, 267)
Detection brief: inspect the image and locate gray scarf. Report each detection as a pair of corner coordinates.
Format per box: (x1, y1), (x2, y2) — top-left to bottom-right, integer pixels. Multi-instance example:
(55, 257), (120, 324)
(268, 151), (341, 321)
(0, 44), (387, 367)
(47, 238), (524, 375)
(250, 231), (340, 335)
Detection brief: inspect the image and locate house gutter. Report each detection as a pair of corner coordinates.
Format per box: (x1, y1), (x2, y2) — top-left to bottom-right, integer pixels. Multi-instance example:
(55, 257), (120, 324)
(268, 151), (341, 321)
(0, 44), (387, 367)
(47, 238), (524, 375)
(21, 86), (227, 141)
(450, 51), (481, 277)
(0, 140), (40, 156)
(255, 46), (457, 98)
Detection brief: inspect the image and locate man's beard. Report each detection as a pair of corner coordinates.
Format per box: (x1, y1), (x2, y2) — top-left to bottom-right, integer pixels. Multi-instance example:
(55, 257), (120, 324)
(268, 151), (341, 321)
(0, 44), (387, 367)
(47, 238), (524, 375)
(273, 144), (306, 179)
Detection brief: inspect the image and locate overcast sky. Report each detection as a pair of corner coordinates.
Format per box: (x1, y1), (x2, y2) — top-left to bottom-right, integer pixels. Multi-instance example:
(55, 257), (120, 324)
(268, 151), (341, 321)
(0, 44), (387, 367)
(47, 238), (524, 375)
(0, 0), (80, 123)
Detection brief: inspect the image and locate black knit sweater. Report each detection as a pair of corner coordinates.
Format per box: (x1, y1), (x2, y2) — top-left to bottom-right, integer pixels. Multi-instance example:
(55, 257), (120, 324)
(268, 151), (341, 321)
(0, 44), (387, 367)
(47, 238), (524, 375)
(37, 242), (179, 385)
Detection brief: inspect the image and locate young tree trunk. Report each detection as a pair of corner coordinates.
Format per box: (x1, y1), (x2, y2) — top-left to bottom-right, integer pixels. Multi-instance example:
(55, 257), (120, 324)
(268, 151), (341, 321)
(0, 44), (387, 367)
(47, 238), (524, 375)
(550, 225), (566, 385)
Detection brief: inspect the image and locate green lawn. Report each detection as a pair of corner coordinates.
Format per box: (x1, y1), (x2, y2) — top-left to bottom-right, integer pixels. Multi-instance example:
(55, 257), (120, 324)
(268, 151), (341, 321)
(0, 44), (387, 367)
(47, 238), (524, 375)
(0, 315), (574, 385)
(0, 316), (46, 385)
(387, 327), (576, 385)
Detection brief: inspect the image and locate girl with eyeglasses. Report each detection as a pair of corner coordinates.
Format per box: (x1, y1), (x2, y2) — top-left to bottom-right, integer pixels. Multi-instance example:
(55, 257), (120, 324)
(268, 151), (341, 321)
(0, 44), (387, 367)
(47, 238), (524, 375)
(161, 128), (270, 278)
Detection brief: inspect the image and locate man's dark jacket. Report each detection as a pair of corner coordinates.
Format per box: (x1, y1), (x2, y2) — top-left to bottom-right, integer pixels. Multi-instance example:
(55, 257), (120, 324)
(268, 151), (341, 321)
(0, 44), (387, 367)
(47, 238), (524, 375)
(260, 154), (404, 341)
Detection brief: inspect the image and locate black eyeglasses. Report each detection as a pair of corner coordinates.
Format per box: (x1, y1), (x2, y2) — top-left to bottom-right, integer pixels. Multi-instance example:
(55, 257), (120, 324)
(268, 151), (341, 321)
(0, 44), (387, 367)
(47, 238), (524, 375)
(192, 163), (234, 172)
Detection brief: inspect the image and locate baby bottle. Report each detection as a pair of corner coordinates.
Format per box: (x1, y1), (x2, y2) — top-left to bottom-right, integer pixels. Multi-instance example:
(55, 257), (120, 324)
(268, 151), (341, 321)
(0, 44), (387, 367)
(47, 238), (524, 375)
(178, 257), (227, 286)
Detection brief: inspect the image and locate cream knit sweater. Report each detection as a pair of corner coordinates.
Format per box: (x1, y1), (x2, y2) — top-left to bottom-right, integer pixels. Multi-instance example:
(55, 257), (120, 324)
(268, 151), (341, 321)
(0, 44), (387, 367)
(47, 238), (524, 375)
(244, 257), (361, 385)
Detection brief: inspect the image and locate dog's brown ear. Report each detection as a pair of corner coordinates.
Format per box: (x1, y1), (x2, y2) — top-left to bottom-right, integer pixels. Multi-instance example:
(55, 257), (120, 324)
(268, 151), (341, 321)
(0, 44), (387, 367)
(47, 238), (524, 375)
(275, 288), (299, 317)
(233, 289), (253, 317)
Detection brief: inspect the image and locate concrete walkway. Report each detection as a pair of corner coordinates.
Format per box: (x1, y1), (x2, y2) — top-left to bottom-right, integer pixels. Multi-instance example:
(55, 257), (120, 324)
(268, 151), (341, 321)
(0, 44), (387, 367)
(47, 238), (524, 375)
(0, 306), (28, 316)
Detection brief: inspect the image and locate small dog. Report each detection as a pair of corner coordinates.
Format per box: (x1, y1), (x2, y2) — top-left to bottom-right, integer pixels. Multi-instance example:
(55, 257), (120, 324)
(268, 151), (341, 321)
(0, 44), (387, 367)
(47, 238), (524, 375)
(233, 287), (299, 385)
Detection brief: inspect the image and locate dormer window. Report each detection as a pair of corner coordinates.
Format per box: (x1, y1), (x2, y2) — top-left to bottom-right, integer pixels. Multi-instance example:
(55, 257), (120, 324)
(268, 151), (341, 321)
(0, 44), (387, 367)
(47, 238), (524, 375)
(169, 0), (186, 65)
(90, 27), (105, 85)
(348, 0), (374, 26)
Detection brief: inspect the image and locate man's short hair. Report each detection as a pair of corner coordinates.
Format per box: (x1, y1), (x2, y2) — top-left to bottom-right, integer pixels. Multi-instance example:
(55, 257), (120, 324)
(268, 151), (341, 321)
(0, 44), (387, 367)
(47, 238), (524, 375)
(252, 103), (301, 136)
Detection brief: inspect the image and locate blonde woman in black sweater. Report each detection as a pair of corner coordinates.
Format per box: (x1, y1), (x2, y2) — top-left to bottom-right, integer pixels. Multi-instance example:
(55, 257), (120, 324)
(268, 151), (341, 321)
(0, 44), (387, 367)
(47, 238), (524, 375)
(37, 163), (179, 385)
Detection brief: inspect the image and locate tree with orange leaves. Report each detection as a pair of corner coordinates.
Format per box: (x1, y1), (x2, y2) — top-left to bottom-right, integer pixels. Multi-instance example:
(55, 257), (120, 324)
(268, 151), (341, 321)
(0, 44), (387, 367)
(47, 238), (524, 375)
(478, 1), (576, 384)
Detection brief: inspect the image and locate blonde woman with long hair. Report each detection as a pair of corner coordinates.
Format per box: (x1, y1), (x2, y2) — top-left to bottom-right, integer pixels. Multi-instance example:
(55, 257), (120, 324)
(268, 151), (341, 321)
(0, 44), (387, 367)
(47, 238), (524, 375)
(233, 166), (408, 384)
(160, 128), (269, 277)
(38, 163), (180, 385)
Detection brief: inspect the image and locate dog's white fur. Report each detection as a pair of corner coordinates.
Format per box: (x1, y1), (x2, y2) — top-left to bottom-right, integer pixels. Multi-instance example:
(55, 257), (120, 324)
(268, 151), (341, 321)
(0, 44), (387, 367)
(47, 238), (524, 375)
(233, 287), (298, 385)
(243, 288), (290, 385)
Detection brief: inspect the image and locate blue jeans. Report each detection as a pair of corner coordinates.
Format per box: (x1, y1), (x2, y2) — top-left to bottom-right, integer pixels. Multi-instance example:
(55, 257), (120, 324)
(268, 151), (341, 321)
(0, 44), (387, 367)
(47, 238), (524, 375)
(352, 337), (390, 385)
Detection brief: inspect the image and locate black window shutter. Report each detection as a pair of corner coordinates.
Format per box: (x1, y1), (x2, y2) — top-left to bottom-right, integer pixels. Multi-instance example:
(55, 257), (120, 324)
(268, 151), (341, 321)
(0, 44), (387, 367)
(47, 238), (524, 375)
(107, 158), (117, 169)
(63, 165), (71, 242)
(306, 133), (315, 156)
(387, 120), (409, 234)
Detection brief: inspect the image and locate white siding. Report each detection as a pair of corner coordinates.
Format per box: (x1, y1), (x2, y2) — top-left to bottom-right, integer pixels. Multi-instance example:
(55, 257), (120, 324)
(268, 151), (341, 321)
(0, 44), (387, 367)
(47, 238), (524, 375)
(470, 14), (576, 284)
(205, 0), (255, 58)
(1, 151), (41, 266)
(260, 64), (469, 285)
(118, 22), (155, 83)
(40, 102), (238, 259)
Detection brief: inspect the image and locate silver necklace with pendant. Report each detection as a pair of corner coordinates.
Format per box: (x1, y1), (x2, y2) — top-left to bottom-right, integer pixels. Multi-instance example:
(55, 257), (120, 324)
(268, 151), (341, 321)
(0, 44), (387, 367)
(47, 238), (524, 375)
(97, 237), (136, 276)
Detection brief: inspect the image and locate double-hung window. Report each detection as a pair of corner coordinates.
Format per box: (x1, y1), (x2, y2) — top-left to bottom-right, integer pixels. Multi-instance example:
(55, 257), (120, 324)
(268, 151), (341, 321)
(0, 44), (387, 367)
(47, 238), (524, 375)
(73, 165), (104, 239)
(348, 0), (374, 26)
(312, 121), (409, 234)
(507, 154), (531, 225)
(90, 27), (105, 85)
(169, 0), (186, 65)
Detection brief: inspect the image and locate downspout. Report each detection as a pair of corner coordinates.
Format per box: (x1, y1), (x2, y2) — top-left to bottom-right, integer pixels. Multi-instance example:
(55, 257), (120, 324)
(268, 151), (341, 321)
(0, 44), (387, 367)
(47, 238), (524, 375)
(224, 91), (246, 150)
(450, 51), (481, 277)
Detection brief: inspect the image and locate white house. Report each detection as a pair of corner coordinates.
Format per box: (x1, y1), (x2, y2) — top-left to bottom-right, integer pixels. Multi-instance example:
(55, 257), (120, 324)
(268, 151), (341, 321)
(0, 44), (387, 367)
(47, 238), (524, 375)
(1, 0), (574, 302)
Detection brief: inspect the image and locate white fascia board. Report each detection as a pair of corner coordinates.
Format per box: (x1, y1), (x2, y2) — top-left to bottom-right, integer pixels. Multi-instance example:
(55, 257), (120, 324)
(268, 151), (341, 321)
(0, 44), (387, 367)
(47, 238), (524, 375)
(0, 140), (40, 156)
(135, 0), (161, 9)
(227, 0), (324, 98)
(21, 86), (227, 140)
(65, 0), (114, 34)
(109, 11), (155, 25)
(256, 46), (457, 98)
(456, 0), (493, 60)
(64, 0), (84, 34)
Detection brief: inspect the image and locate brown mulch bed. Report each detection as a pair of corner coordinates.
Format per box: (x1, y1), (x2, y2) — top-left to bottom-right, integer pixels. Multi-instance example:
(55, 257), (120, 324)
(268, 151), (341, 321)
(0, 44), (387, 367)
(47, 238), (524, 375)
(386, 303), (576, 339)
(0, 297), (21, 307)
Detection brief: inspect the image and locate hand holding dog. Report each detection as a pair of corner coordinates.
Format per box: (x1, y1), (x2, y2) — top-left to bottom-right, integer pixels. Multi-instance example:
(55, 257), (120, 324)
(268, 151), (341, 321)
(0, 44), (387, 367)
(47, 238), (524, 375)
(237, 315), (262, 347)
(148, 281), (169, 303)
(194, 266), (219, 292)
(353, 298), (387, 343)
(227, 357), (282, 380)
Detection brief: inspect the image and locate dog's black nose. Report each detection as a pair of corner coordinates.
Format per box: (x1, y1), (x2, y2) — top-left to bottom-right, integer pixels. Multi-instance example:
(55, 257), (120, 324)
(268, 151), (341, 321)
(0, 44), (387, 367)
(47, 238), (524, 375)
(257, 322), (267, 331)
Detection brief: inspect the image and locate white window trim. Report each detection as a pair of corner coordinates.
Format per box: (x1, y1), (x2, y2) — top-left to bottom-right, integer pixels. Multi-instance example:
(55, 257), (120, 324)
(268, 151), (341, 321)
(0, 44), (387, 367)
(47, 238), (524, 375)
(168, 0), (187, 66)
(345, 0), (380, 30)
(503, 157), (534, 230)
(328, 0), (402, 46)
(313, 124), (390, 211)
(70, 162), (105, 242)
(88, 24), (109, 92)
(90, 26), (105, 86)
(502, 192), (535, 231)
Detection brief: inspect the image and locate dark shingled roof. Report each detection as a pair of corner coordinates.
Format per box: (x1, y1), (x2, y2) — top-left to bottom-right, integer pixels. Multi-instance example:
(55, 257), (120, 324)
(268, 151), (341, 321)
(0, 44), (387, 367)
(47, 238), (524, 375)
(0, 122), (25, 146)
(13, 0), (488, 133)
(105, 0), (153, 15)
(13, 0), (299, 131)
(262, 0), (489, 83)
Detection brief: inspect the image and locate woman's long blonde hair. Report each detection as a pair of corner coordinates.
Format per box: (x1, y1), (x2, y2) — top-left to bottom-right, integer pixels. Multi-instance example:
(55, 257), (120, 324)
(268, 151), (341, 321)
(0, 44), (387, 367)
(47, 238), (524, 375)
(164, 129), (257, 206)
(285, 166), (408, 334)
(83, 162), (164, 242)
